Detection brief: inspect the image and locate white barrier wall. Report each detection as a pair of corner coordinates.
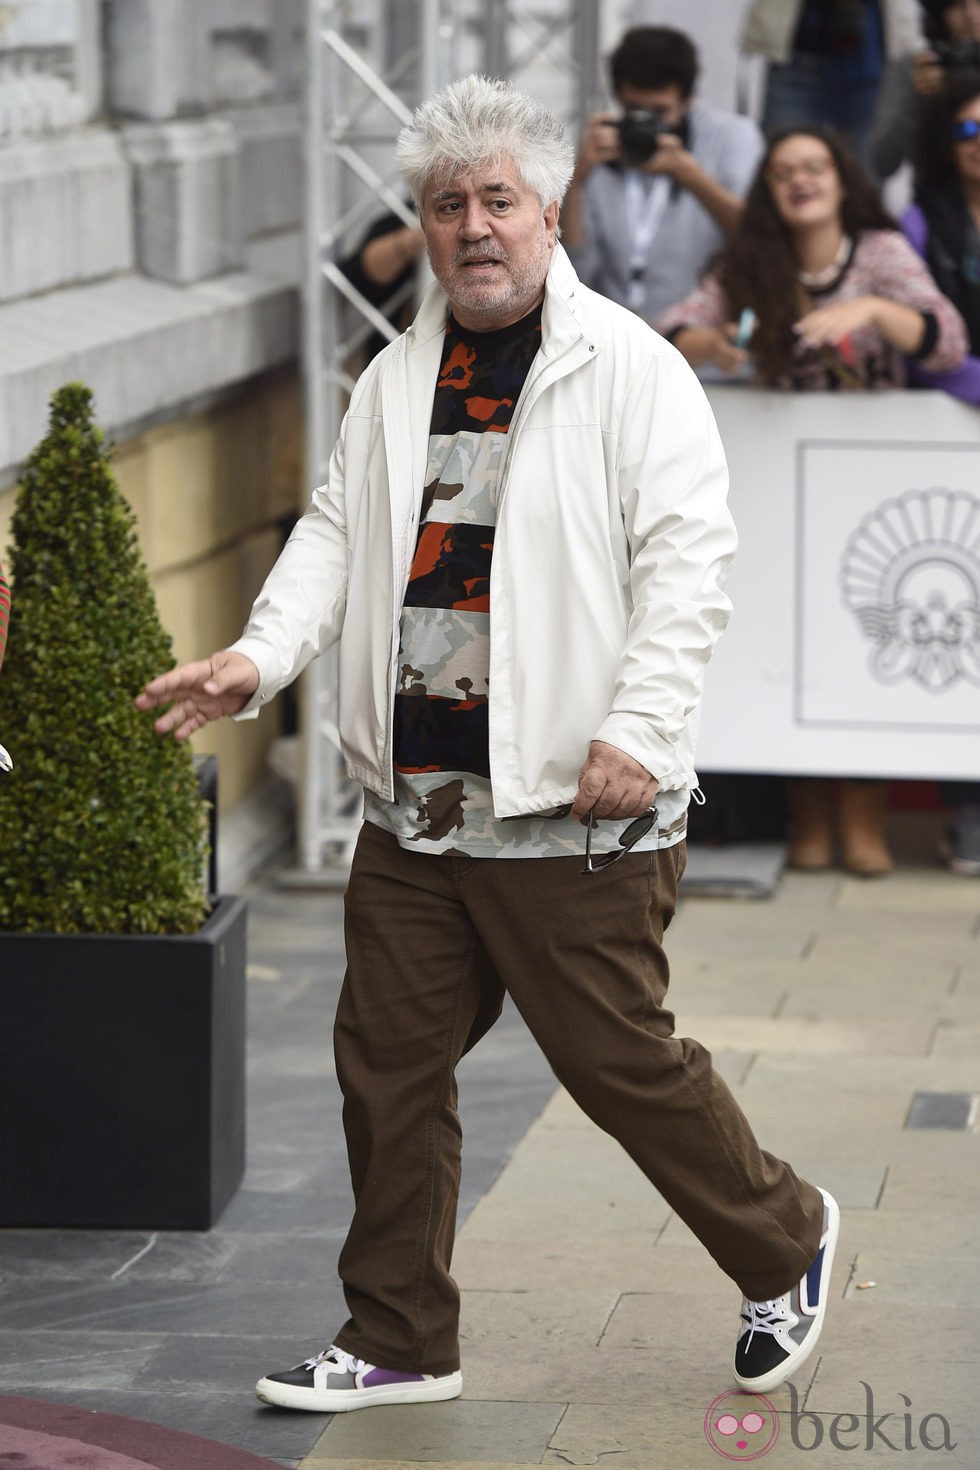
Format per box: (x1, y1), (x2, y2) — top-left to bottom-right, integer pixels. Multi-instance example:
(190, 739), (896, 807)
(697, 388), (980, 781)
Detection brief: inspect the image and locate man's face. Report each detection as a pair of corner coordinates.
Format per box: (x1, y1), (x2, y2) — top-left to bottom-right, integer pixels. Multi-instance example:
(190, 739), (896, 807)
(944, 0), (980, 43)
(616, 82), (689, 130)
(420, 156), (560, 331)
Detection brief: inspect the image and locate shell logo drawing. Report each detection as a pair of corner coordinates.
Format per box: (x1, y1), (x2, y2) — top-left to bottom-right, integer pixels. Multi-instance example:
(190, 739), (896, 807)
(840, 487), (980, 693)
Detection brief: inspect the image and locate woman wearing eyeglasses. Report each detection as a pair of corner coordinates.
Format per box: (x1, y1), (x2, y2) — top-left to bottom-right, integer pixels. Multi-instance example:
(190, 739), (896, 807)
(901, 69), (980, 403)
(656, 126), (968, 876)
(656, 126), (967, 391)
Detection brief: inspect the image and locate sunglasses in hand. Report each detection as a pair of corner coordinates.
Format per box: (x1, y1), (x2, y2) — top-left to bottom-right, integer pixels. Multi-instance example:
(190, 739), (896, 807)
(583, 805), (659, 874)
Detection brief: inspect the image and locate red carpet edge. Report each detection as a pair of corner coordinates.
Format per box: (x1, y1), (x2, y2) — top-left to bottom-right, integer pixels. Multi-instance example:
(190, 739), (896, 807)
(0, 1393), (283, 1470)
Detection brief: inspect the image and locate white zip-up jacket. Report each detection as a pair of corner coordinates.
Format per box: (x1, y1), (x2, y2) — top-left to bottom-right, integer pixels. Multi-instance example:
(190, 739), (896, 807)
(230, 245), (737, 817)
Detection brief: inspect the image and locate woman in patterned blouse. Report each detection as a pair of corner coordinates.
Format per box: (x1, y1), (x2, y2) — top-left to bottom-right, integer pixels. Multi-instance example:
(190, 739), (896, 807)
(656, 124), (968, 389)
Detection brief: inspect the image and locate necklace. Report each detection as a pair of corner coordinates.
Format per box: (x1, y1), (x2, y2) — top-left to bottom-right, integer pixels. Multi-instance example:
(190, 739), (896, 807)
(799, 235), (852, 289)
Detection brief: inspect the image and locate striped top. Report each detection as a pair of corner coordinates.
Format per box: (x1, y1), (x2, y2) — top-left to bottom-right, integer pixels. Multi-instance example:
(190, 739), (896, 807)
(364, 307), (689, 859)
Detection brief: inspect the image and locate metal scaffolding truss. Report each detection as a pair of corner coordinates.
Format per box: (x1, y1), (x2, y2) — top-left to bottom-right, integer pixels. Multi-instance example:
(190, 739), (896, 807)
(297, 0), (600, 878)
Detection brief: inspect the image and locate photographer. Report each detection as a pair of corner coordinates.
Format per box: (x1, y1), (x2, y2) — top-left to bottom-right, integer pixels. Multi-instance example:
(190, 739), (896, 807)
(870, 0), (980, 177)
(562, 26), (763, 324)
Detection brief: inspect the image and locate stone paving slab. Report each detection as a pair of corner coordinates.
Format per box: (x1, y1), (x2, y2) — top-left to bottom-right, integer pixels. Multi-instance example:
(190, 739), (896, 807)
(459, 1289), (621, 1349)
(834, 873), (980, 913)
(456, 1194), (671, 1248)
(0, 1331), (166, 1391)
(929, 1019), (980, 1060)
(805, 931), (978, 971)
(486, 1131), (650, 1203)
(456, 1330), (776, 1412)
(776, 973), (957, 1022)
(452, 1238), (718, 1294)
(743, 1047), (980, 1097)
(805, 1300), (975, 1420)
(308, 1399), (565, 1465)
(673, 1015), (935, 1056)
(541, 1397), (972, 1467)
(842, 1248), (980, 1306)
(878, 1144), (980, 1212)
(668, 929), (815, 959)
(0, 1276), (343, 1339)
(534, 1054), (752, 1133)
(674, 952), (954, 1000)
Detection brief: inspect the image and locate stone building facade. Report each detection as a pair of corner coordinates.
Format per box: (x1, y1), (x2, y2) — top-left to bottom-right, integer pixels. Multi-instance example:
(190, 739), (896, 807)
(0, 0), (306, 876)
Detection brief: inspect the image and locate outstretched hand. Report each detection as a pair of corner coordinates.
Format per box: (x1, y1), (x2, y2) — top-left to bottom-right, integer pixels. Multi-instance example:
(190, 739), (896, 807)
(135, 650), (259, 740)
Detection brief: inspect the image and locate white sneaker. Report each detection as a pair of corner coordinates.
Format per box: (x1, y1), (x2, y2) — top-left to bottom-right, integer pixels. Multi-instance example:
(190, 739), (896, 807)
(255, 1342), (462, 1412)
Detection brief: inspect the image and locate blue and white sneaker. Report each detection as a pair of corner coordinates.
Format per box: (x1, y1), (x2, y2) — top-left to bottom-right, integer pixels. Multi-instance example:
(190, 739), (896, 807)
(733, 1187), (840, 1394)
(255, 1343), (462, 1412)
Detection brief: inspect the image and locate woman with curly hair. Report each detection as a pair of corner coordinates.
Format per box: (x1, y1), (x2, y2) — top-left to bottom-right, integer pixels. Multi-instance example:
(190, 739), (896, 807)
(901, 68), (980, 402)
(657, 124), (967, 389)
(657, 126), (968, 876)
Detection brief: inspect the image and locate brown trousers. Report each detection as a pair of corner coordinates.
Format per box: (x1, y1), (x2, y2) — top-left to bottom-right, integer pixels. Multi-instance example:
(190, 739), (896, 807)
(332, 822), (822, 1375)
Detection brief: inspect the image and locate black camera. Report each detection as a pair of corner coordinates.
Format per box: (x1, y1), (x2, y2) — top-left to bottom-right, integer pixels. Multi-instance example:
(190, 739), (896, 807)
(615, 109), (673, 166)
(935, 38), (980, 70)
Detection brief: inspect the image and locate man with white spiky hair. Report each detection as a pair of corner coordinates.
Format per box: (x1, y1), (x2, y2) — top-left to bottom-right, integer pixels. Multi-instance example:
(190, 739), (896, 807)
(138, 74), (838, 1414)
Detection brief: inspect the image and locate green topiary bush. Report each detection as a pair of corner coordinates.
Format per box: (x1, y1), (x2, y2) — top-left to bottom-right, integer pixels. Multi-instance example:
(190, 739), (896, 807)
(0, 383), (209, 934)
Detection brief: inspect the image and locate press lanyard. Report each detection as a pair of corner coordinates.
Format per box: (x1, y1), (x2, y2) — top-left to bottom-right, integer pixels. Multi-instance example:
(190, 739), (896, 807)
(624, 171), (671, 311)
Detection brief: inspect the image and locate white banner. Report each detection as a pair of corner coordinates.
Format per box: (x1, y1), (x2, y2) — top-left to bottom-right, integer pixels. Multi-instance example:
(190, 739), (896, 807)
(697, 387), (980, 780)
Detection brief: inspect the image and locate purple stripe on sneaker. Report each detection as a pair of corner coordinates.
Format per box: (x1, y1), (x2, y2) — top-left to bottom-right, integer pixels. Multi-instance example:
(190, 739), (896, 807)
(361, 1368), (428, 1387)
(805, 1244), (824, 1309)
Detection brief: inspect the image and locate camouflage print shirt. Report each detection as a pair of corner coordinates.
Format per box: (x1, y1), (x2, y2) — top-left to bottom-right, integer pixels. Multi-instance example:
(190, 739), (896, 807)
(365, 307), (689, 858)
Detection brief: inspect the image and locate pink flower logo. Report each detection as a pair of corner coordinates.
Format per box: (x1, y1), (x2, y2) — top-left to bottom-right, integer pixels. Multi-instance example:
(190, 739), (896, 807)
(704, 1390), (780, 1460)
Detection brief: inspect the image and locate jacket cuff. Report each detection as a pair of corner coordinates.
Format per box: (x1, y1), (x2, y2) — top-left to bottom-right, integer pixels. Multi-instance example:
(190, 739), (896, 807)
(911, 311), (938, 362)
(226, 636), (283, 720)
(592, 715), (682, 788)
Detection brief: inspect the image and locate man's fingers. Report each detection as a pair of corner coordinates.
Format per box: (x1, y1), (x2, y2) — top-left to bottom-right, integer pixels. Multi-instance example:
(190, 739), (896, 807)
(155, 700), (209, 742)
(570, 761), (605, 819)
(138, 659), (215, 709)
(572, 768), (632, 820)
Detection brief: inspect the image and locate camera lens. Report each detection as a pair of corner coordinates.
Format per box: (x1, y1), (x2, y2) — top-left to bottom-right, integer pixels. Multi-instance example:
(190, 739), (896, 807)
(616, 110), (667, 166)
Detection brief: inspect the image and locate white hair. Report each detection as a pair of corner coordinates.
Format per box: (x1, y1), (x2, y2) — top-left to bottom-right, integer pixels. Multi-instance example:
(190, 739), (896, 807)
(396, 74), (575, 211)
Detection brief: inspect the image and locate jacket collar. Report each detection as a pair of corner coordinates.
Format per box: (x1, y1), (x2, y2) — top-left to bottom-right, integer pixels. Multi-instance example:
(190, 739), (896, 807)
(405, 243), (586, 358)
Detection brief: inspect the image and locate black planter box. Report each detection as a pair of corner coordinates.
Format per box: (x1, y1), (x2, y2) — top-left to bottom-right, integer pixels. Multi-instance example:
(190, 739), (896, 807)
(0, 894), (247, 1229)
